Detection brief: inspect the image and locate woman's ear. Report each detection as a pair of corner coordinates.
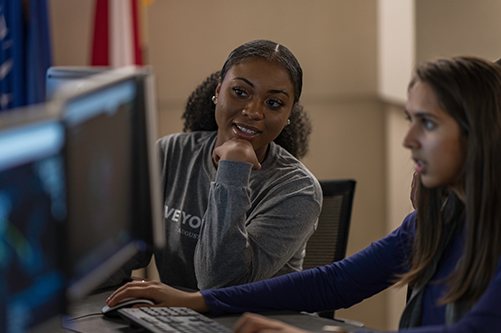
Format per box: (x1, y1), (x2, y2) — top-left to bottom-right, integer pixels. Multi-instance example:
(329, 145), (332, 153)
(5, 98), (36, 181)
(286, 105), (294, 125)
(215, 83), (221, 99)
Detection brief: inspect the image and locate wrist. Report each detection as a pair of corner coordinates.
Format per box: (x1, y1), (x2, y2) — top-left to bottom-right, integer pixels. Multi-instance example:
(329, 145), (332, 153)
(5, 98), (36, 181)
(215, 160), (252, 187)
(189, 291), (210, 313)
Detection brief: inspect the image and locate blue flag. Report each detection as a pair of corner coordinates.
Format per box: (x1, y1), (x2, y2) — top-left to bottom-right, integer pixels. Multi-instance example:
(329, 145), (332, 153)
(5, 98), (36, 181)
(0, 0), (52, 111)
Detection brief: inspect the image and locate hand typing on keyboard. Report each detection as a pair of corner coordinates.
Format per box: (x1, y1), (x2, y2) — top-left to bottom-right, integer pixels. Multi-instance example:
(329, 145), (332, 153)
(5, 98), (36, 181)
(106, 279), (210, 313)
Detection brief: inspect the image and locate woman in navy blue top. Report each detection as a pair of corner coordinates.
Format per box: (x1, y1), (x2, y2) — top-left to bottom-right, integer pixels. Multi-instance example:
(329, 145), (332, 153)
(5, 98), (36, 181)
(107, 57), (501, 332)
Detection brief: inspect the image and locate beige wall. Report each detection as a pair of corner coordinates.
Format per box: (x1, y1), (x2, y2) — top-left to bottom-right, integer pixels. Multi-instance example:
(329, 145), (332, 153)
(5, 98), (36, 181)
(416, 0), (501, 64)
(49, 1), (93, 66)
(384, 103), (415, 328)
(47, 0), (501, 331)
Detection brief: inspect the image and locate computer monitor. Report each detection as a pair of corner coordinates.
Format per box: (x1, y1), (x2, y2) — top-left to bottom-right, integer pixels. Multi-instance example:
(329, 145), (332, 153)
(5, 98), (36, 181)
(46, 66), (109, 100)
(0, 104), (67, 332)
(47, 66), (165, 251)
(62, 75), (141, 301)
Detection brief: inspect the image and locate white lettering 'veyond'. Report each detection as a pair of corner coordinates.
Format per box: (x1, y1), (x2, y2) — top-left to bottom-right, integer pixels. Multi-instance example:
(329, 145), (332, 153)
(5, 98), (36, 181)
(164, 205), (202, 229)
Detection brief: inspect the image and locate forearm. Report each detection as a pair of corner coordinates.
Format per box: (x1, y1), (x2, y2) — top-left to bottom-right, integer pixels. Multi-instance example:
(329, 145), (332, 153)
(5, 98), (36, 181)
(194, 160), (253, 289)
(199, 224), (414, 316)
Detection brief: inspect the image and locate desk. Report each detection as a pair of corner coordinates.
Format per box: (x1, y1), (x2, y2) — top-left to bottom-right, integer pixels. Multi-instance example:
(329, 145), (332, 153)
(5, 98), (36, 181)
(63, 289), (379, 333)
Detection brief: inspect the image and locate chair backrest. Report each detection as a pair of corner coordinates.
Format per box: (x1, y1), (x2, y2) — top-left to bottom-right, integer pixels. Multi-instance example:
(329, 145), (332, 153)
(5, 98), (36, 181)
(303, 179), (356, 270)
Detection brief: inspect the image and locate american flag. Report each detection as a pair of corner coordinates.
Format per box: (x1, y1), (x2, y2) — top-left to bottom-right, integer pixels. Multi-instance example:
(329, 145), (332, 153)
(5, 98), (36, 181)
(91, 0), (144, 67)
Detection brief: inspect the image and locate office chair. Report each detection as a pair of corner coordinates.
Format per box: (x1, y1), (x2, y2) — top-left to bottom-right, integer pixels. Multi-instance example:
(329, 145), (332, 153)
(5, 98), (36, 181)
(303, 179), (357, 320)
(303, 179), (356, 269)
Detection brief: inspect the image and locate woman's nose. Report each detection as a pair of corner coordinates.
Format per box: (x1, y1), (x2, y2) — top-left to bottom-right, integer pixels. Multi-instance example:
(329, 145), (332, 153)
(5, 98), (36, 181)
(403, 126), (420, 150)
(241, 101), (264, 120)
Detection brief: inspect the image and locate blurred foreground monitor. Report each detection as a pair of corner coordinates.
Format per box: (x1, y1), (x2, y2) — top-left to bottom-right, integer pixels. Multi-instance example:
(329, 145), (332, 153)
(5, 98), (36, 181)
(0, 105), (67, 332)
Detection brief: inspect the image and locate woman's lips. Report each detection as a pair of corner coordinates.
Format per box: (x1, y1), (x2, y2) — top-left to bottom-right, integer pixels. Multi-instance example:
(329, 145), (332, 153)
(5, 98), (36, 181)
(233, 124), (261, 140)
(414, 158), (426, 174)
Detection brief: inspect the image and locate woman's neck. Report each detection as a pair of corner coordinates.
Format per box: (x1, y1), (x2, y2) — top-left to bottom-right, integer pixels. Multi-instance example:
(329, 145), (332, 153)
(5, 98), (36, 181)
(450, 186), (465, 204)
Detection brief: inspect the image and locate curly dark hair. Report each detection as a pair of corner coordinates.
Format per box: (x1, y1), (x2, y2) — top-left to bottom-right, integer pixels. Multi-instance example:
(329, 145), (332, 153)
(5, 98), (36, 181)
(181, 40), (312, 159)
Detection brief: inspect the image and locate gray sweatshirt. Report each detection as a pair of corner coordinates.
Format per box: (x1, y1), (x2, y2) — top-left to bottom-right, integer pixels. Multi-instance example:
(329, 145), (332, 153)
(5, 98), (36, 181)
(110, 131), (321, 290)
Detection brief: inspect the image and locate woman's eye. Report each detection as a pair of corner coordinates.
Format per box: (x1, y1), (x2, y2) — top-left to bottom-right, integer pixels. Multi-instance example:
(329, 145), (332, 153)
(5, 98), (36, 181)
(266, 99), (284, 109)
(232, 87), (247, 97)
(422, 119), (436, 130)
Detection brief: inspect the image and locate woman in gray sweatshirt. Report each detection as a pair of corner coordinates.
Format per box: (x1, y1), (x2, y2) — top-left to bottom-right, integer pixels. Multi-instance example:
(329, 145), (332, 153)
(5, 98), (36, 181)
(109, 39), (322, 292)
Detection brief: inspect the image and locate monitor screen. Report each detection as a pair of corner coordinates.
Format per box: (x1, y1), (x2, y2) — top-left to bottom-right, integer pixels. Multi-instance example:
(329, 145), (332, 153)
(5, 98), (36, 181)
(47, 66), (165, 251)
(63, 78), (140, 301)
(0, 107), (67, 332)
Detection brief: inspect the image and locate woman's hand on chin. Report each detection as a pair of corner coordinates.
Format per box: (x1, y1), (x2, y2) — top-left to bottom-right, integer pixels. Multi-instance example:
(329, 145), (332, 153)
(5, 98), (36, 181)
(106, 280), (210, 313)
(213, 138), (261, 170)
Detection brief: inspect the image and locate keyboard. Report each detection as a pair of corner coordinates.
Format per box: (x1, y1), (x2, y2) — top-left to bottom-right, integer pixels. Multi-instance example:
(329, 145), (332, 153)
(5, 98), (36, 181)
(118, 306), (232, 333)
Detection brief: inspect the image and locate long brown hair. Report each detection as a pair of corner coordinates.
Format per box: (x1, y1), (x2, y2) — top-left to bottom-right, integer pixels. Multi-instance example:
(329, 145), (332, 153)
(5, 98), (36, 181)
(398, 57), (501, 306)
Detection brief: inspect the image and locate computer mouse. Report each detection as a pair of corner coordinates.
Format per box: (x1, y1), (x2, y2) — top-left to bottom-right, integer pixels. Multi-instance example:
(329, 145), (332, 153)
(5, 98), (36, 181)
(101, 297), (155, 318)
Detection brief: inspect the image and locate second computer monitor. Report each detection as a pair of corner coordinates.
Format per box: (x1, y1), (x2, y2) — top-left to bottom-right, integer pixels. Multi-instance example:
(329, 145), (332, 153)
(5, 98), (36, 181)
(63, 76), (141, 300)
(47, 66), (165, 251)
(0, 106), (67, 332)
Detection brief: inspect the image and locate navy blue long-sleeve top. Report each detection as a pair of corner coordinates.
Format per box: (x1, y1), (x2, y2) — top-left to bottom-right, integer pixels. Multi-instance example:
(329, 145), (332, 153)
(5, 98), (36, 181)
(200, 211), (501, 332)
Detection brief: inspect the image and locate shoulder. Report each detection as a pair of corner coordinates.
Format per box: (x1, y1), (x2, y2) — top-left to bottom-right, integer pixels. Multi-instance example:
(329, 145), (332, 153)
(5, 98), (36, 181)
(387, 210), (417, 258)
(271, 142), (319, 183)
(259, 142), (322, 202)
(388, 210), (417, 241)
(402, 210), (417, 233)
(157, 131), (216, 154)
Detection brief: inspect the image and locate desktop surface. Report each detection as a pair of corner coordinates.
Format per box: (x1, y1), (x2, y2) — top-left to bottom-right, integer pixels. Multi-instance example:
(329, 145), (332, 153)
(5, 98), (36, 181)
(62, 288), (379, 333)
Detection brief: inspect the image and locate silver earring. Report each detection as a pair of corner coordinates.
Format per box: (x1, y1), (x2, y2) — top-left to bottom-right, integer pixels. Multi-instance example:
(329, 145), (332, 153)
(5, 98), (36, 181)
(212, 95), (217, 104)
(287, 119), (290, 125)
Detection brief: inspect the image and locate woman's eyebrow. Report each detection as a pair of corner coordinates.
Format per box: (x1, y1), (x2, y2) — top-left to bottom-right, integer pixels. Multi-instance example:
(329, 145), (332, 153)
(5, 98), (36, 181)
(233, 77), (290, 98)
(405, 109), (439, 119)
(234, 77), (254, 87)
(415, 111), (439, 119)
(269, 89), (290, 98)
